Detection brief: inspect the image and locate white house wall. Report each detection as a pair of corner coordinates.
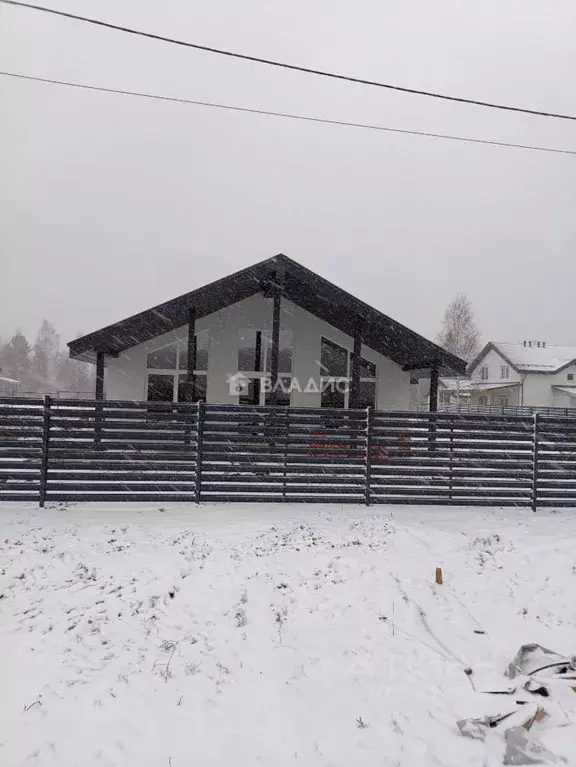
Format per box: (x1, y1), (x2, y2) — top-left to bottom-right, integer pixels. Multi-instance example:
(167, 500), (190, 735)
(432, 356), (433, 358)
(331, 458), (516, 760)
(104, 294), (412, 409)
(468, 348), (521, 406)
(468, 348), (576, 408)
(469, 349), (522, 386)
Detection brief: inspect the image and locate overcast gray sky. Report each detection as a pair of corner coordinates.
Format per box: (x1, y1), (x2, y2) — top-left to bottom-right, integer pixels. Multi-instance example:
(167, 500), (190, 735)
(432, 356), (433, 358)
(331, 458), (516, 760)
(1, 0), (575, 349)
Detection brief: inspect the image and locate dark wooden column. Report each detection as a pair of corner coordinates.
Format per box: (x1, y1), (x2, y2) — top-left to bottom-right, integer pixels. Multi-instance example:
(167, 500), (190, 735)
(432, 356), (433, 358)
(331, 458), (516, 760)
(429, 361), (440, 412)
(269, 291), (281, 405)
(269, 267), (284, 406)
(349, 320), (363, 409)
(186, 306), (197, 402)
(95, 351), (105, 400)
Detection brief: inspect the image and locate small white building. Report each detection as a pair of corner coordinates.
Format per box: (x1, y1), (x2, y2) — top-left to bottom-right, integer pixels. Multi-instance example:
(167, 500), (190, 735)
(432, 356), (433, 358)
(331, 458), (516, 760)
(68, 254), (465, 410)
(0, 375), (20, 397)
(466, 340), (576, 409)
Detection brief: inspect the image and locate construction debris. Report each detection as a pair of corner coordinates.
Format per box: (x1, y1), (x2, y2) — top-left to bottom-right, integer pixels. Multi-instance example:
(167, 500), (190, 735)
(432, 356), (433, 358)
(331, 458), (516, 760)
(502, 726), (564, 766)
(457, 644), (575, 764)
(507, 643), (576, 679)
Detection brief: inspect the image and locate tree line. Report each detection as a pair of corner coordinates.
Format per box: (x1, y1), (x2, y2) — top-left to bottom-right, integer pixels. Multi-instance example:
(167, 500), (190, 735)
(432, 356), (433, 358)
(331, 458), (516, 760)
(0, 321), (94, 395)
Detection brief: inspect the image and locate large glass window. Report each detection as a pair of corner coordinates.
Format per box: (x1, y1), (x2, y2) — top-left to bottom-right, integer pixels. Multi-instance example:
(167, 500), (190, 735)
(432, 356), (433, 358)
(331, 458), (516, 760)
(320, 337), (377, 409)
(178, 334), (209, 372)
(263, 331), (293, 374)
(321, 380), (346, 409)
(237, 329), (293, 405)
(239, 377), (260, 407)
(146, 334), (209, 402)
(238, 330), (262, 373)
(147, 374), (175, 402)
(147, 345), (177, 370)
(320, 337), (348, 377)
(264, 375), (292, 406)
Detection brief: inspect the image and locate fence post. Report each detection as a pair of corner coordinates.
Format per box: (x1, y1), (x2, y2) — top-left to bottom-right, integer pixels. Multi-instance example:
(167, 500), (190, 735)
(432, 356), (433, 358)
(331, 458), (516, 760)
(532, 412), (540, 512)
(94, 401), (103, 447)
(39, 395), (52, 508)
(195, 400), (205, 504)
(282, 407), (289, 502)
(365, 406), (373, 506)
(448, 415), (454, 503)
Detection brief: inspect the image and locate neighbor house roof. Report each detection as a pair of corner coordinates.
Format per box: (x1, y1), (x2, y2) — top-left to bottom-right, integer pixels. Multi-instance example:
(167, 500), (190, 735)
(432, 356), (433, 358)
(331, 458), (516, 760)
(553, 386), (576, 397)
(442, 378), (519, 392)
(68, 254), (465, 375)
(469, 341), (576, 374)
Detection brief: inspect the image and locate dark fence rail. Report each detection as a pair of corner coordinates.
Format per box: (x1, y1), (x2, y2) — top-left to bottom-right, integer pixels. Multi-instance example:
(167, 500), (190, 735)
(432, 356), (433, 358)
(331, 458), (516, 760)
(436, 403), (576, 418)
(1, 397), (575, 509)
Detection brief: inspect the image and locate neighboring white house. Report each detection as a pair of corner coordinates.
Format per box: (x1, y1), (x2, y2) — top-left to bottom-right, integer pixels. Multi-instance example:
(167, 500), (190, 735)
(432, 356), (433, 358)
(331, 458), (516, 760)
(0, 375), (20, 397)
(465, 340), (576, 409)
(68, 254), (465, 410)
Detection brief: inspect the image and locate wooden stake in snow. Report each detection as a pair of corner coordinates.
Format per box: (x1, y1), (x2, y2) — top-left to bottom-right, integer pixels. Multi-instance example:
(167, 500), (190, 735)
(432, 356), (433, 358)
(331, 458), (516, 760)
(435, 568), (443, 585)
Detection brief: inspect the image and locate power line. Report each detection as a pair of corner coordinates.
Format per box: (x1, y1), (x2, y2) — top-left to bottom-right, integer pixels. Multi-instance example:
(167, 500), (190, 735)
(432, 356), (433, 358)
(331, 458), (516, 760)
(2, 0), (576, 123)
(2, 70), (575, 155)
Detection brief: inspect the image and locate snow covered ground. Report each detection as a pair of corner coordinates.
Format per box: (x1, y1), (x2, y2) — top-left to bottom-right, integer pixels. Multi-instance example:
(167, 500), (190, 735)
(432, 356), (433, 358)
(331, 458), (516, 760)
(1, 502), (575, 767)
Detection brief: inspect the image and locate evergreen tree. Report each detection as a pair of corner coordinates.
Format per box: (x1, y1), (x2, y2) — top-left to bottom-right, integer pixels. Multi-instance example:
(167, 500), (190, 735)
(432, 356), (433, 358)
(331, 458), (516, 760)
(31, 320), (61, 390)
(1, 330), (32, 385)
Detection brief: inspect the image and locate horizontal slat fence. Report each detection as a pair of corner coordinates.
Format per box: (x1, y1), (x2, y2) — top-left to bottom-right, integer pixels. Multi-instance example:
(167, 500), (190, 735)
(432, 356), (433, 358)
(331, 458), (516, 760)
(370, 411), (534, 506)
(536, 414), (576, 508)
(0, 399), (44, 500)
(200, 405), (368, 503)
(0, 398), (574, 509)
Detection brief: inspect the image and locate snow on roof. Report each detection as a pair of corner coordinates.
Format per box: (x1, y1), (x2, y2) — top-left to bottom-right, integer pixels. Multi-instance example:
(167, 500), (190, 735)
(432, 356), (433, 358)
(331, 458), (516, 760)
(441, 378), (519, 392)
(490, 342), (576, 372)
(553, 386), (576, 397)
(0, 376), (20, 384)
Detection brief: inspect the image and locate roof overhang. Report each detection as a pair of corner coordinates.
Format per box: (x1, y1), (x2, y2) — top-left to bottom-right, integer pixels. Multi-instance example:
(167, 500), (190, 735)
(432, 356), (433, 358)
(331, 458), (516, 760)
(67, 254), (466, 376)
(466, 382), (521, 392)
(553, 386), (576, 397)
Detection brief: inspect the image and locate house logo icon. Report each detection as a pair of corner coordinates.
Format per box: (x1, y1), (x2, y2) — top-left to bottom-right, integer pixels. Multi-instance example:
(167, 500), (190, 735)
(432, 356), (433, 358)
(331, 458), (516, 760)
(227, 372), (250, 396)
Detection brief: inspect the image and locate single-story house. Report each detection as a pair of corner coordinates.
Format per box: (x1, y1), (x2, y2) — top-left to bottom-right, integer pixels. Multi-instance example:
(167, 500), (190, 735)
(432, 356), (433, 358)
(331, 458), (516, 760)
(467, 340), (576, 409)
(67, 254), (465, 410)
(0, 375), (20, 397)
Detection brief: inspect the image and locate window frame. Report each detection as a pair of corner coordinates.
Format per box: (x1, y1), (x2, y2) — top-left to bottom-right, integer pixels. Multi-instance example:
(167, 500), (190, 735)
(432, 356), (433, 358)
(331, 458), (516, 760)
(237, 329), (294, 406)
(440, 390), (452, 405)
(500, 365), (510, 380)
(320, 336), (377, 409)
(480, 365), (489, 381)
(145, 335), (209, 403)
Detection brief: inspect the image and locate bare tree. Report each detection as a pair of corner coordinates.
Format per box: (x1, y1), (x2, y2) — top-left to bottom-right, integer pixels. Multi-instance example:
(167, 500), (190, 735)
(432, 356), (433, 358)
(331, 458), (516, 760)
(436, 293), (480, 362)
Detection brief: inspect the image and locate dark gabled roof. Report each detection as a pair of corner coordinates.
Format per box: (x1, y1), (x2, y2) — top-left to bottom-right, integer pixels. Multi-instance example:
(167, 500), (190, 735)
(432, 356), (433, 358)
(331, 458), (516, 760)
(68, 254), (466, 375)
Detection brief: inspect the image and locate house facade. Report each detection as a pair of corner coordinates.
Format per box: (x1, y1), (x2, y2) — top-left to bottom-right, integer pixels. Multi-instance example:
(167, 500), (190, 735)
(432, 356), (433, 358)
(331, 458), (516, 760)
(0, 375), (20, 397)
(68, 255), (465, 410)
(466, 341), (576, 409)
